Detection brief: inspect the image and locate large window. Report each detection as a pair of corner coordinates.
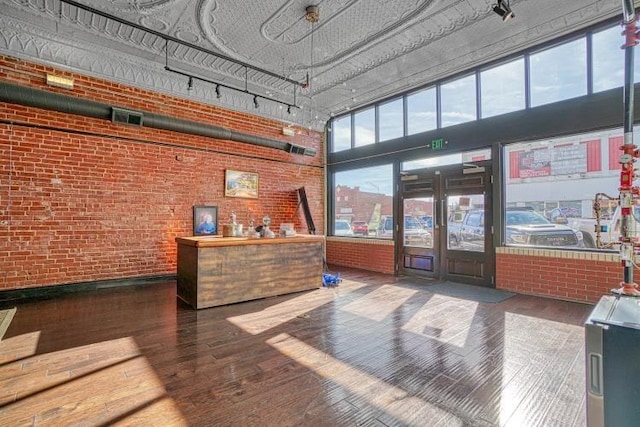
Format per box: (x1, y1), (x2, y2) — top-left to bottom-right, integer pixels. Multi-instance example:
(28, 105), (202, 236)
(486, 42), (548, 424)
(332, 115), (351, 152)
(402, 148), (491, 171)
(440, 74), (477, 127)
(378, 97), (404, 142)
(592, 25), (640, 92)
(407, 87), (437, 135)
(331, 21), (634, 153)
(480, 58), (525, 118)
(593, 26), (625, 93)
(333, 164), (393, 238)
(354, 107), (375, 147)
(502, 128), (636, 250)
(530, 38), (587, 107)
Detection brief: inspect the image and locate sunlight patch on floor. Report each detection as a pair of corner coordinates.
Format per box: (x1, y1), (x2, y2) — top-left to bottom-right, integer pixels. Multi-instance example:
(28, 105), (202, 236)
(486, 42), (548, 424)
(267, 332), (463, 426)
(0, 330), (41, 364)
(0, 336), (186, 425)
(340, 285), (417, 322)
(498, 312), (583, 426)
(402, 295), (479, 348)
(227, 280), (370, 335)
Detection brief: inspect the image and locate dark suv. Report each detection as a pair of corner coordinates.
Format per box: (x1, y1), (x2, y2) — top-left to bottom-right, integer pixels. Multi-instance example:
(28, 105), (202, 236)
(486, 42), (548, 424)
(449, 207), (583, 248)
(505, 207), (583, 246)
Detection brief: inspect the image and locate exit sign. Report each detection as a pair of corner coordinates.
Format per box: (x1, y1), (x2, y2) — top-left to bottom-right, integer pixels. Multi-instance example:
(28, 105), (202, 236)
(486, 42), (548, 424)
(431, 138), (448, 150)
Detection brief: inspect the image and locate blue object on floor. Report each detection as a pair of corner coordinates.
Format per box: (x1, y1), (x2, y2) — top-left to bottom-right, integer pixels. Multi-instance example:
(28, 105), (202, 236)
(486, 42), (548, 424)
(322, 272), (341, 287)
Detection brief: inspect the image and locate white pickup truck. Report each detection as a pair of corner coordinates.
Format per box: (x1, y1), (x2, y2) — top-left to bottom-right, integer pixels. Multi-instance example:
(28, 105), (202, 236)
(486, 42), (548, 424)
(567, 206), (640, 248)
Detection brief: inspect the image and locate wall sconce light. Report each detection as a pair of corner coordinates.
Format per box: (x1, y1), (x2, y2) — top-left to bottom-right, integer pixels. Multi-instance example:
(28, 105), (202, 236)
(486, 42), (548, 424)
(187, 76), (194, 91)
(215, 84), (221, 99)
(492, 0), (514, 21)
(253, 95), (259, 109)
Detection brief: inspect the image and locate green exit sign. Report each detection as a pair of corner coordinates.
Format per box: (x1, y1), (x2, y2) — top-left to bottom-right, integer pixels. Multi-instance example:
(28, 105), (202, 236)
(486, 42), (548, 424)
(431, 138), (447, 150)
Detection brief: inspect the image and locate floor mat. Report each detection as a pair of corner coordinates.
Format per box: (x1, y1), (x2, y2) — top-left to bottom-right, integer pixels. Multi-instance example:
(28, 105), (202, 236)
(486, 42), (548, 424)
(425, 282), (516, 303)
(0, 307), (17, 340)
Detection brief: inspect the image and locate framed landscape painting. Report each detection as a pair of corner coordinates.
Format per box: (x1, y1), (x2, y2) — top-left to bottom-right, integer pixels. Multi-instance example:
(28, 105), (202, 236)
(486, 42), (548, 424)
(225, 170), (259, 199)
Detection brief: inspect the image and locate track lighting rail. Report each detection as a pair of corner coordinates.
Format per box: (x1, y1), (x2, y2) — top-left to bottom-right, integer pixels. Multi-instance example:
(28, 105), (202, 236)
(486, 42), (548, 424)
(58, 0), (303, 112)
(164, 65), (299, 113)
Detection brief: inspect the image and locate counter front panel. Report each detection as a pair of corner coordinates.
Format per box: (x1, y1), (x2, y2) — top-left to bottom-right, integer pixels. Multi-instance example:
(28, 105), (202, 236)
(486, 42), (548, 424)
(176, 235), (324, 309)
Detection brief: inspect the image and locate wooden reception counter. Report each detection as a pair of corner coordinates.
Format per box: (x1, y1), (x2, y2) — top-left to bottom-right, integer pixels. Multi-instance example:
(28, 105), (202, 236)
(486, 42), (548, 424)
(175, 235), (325, 309)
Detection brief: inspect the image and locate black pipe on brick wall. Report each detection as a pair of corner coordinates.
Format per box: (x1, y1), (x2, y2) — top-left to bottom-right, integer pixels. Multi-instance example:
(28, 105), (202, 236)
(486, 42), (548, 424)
(0, 81), (315, 156)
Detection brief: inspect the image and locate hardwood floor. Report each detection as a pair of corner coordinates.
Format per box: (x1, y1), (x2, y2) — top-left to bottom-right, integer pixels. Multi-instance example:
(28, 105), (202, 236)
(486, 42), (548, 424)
(0, 268), (592, 426)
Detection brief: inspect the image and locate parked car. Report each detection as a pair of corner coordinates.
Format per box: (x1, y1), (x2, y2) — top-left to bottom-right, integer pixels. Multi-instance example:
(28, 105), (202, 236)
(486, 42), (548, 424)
(377, 215), (432, 245)
(449, 207), (583, 249)
(351, 221), (369, 235)
(334, 220), (353, 236)
(503, 208), (583, 247)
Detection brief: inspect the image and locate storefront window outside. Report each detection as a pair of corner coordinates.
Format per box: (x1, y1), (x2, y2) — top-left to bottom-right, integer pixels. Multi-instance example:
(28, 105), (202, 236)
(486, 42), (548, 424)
(441, 74), (476, 127)
(407, 87), (437, 135)
(402, 148), (491, 171)
(480, 58), (525, 118)
(332, 115), (351, 152)
(592, 25), (640, 92)
(530, 38), (587, 107)
(354, 107), (375, 147)
(333, 164), (393, 238)
(502, 128), (637, 250)
(378, 97), (404, 142)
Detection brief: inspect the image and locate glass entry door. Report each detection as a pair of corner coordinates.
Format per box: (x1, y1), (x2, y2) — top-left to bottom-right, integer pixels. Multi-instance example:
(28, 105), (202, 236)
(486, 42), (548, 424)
(401, 195), (437, 278)
(399, 166), (494, 286)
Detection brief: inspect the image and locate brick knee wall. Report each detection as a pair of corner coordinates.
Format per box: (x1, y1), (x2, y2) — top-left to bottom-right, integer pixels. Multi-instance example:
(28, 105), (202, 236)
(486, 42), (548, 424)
(326, 238), (395, 274)
(496, 247), (626, 304)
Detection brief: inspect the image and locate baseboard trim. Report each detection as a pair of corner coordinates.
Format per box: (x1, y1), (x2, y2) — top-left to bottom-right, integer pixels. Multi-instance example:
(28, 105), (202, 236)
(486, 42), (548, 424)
(0, 274), (176, 306)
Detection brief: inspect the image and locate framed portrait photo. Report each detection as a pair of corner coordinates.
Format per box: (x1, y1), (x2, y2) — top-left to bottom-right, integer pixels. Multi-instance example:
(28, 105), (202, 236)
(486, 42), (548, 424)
(193, 206), (218, 236)
(225, 170), (259, 199)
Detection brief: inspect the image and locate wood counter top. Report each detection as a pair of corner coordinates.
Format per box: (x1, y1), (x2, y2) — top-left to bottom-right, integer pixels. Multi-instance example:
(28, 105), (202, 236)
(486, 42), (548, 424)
(175, 234), (325, 248)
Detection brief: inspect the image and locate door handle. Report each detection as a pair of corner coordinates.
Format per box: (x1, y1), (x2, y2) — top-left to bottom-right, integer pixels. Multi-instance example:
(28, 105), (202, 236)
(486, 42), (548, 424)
(588, 353), (603, 395)
(440, 200), (445, 227)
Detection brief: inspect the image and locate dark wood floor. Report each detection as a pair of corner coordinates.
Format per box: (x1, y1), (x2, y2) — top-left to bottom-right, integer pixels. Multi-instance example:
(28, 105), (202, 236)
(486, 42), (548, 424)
(0, 268), (592, 426)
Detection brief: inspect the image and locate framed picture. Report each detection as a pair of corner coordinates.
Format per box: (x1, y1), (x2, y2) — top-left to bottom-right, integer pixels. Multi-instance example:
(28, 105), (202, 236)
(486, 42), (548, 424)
(225, 170), (259, 199)
(193, 206), (218, 236)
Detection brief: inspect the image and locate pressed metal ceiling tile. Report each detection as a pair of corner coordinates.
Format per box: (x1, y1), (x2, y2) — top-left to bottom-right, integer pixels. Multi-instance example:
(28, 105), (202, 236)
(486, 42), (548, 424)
(0, 0), (626, 129)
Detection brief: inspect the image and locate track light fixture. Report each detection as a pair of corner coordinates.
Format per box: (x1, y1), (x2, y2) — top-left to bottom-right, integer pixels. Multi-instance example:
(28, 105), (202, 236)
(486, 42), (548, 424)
(165, 65), (299, 115)
(492, 0), (514, 21)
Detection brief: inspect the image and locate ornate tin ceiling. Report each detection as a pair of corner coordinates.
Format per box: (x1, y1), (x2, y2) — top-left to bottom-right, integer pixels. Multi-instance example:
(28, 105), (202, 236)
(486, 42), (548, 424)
(0, 0), (629, 130)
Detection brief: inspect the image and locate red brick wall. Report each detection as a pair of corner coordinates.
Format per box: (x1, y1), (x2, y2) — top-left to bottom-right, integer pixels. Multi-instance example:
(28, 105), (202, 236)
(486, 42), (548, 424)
(326, 238), (395, 274)
(496, 248), (626, 304)
(328, 239), (624, 304)
(0, 56), (324, 290)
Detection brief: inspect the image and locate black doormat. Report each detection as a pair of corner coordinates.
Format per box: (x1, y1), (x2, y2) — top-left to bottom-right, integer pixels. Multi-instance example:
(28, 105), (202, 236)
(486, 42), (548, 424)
(425, 282), (516, 303)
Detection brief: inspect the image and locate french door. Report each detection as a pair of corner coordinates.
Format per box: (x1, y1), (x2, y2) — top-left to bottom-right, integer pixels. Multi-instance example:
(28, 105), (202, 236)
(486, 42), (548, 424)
(399, 165), (494, 286)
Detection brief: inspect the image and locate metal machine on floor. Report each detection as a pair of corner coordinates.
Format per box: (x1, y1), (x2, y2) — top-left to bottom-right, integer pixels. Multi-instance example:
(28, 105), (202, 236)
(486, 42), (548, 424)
(586, 4), (640, 426)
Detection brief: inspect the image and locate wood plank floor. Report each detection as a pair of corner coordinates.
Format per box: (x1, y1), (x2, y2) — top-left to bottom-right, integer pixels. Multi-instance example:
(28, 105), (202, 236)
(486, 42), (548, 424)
(0, 268), (592, 426)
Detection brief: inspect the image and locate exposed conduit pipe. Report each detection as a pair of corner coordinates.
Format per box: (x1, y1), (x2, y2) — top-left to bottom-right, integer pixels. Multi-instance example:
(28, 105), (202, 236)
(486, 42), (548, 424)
(0, 81), (315, 156)
(617, 0), (640, 296)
